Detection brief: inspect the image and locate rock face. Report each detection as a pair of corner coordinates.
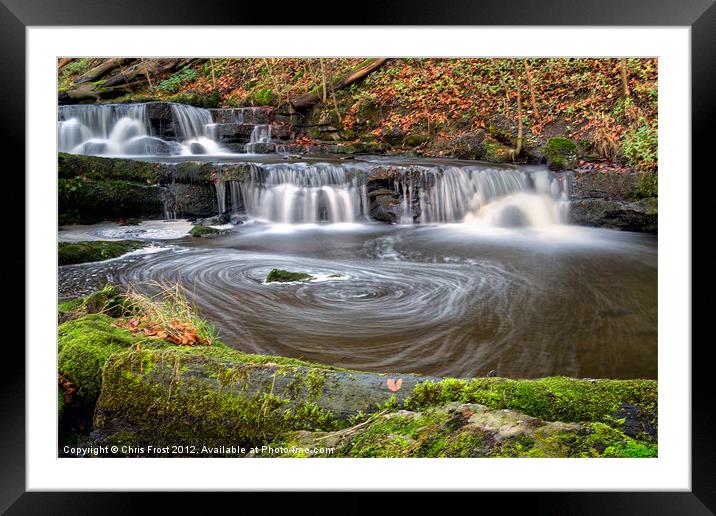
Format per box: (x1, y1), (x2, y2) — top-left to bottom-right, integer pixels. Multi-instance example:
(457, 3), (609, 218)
(567, 170), (657, 232)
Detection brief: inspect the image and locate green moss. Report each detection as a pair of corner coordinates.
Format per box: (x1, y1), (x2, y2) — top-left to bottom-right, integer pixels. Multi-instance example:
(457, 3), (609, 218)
(405, 133), (429, 147)
(543, 137), (579, 170)
(95, 347), (343, 450)
(251, 87), (276, 106)
(553, 422), (658, 458)
(58, 153), (156, 182)
(265, 269), (313, 283)
(166, 92), (220, 108)
(58, 240), (146, 265)
(189, 225), (222, 237)
(482, 140), (514, 163)
(58, 314), (162, 403)
(405, 377), (657, 432)
(633, 171), (658, 199)
(58, 298), (84, 315)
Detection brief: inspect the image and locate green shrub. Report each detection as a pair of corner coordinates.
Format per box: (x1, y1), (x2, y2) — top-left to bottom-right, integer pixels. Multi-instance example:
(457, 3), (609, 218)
(158, 67), (198, 94)
(251, 88), (276, 106)
(622, 120), (657, 171)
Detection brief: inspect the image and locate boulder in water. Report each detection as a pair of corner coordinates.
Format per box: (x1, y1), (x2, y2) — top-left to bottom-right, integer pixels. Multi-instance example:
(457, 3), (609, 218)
(265, 269), (312, 283)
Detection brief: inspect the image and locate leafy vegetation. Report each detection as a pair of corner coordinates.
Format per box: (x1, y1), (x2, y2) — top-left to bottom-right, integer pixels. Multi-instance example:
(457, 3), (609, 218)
(58, 57), (658, 170)
(157, 66), (198, 93)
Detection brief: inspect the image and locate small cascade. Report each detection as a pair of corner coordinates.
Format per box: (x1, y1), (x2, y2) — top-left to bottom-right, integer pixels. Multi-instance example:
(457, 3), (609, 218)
(227, 163), (367, 224)
(244, 124), (274, 153)
(229, 181), (243, 213)
(58, 103), (227, 156)
(214, 181), (227, 214)
(395, 175), (415, 224)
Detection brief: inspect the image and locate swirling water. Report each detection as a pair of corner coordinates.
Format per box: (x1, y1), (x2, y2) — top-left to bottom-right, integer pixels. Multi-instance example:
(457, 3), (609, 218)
(60, 221), (657, 379)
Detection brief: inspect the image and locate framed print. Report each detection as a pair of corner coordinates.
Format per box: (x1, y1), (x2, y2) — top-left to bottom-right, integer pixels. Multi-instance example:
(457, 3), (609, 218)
(4, 0), (711, 512)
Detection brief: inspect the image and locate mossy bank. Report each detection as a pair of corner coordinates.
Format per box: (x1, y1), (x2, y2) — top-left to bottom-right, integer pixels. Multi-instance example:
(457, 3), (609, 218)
(58, 286), (658, 458)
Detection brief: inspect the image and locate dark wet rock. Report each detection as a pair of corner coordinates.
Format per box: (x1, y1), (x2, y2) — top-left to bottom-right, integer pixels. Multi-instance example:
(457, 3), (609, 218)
(567, 171), (657, 232)
(59, 178), (165, 224)
(569, 198), (657, 232)
(440, 131), (486, 160)
(245, 142), (276, 154)
(370, 192), (400, 224)
(170, 183), (217, 218)
(611, 403), (657, 439)
(208, 123), (254, 144)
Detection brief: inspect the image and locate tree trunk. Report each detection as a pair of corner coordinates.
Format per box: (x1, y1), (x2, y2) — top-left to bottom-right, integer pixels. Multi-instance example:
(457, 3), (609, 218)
(620, 58), (631, 97)
(319, 58), (328, 102)
(512, 60), (524, 159)
(290, 58), (390, 110)
(522, 59), (542, 124)
(74, 58), (131, 85)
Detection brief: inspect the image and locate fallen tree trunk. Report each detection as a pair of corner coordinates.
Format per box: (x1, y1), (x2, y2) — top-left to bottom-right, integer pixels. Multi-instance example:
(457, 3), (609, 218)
(75, 58), (132, 85)
(59, 58), (202, 104)
(290, 58), (390, 110)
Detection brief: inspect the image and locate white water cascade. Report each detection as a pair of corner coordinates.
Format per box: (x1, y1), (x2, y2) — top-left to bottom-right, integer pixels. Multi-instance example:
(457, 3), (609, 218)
(418, 167), (568, 228)
(58, 103), (227, 156)
(245, 124), (273, 153)
(212, 162), (568, 228)
(226, 164), (368, 223)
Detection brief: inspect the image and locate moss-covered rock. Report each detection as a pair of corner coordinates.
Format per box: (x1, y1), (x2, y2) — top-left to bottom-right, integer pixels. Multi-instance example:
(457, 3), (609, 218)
(189, 225), (225, 237)
(58, 314), (163, 404)
(633, 171), (658, 199)
(58, 152), (157, 182)
(403, 376), (657, 435)
(59, 178), (166, 224)
(543, 137), (578, 170)
(265, 269), (312, 283)
(269, 402), (657, 458)
(58, 240), (146, 265)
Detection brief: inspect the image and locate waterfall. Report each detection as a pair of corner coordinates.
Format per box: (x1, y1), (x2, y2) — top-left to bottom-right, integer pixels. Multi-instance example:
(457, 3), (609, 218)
(214, 181), (227, 214)
(57, 103), (226, 156)
(230, 163), (366, 224)
(206, 162), (566, 228)
(245, 124), (273, 153)
(417, 167), (567, 227)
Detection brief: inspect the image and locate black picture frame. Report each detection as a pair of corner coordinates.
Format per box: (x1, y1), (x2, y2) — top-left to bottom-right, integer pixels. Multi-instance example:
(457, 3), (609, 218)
(3, 0), (709, 512)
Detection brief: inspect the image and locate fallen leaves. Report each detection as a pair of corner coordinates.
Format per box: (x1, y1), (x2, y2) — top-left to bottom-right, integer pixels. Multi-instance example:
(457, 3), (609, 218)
(387, 378), (403, 392)
(112, 316), (209, 346)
